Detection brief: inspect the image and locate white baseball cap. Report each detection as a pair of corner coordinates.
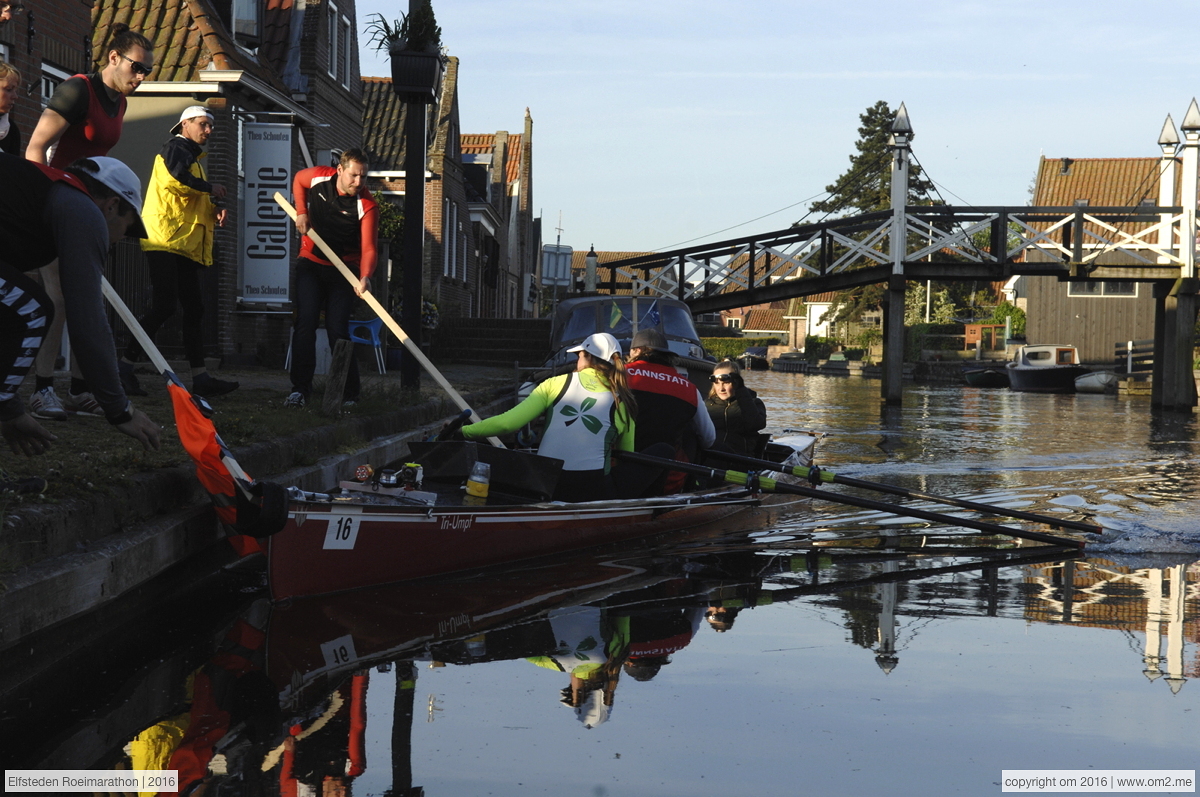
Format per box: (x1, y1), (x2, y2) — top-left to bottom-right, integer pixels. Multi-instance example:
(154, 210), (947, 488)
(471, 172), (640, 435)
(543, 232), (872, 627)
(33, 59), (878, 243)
(566, 332), (623, 363)
(170, 104), (214, 134)
(76, 156), (147, 238)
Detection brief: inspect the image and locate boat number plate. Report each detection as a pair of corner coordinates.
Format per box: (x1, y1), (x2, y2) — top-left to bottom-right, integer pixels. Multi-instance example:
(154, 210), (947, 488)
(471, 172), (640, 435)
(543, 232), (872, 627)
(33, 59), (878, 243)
(320, 634), (358, 668)
(323, 513), (360, 549)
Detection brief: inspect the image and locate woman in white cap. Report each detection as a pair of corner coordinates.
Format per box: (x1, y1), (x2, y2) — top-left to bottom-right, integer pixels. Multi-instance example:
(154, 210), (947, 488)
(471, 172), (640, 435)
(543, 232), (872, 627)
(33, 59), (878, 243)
(458, 331), (637, 502)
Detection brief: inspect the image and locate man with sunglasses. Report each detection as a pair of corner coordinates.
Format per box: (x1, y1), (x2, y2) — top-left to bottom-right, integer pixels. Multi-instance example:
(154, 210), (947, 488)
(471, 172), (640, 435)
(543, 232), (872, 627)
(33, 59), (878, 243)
(24, 24), (153, 419)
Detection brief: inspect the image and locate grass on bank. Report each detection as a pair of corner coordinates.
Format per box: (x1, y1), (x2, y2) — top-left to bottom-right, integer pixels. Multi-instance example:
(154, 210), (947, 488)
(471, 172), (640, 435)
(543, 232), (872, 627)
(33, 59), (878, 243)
(0, 372), (430, 509)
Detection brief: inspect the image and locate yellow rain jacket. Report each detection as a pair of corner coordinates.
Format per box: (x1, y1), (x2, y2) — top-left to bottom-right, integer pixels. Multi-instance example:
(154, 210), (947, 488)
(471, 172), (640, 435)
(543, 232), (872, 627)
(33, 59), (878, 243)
(140, 136), (219, 265)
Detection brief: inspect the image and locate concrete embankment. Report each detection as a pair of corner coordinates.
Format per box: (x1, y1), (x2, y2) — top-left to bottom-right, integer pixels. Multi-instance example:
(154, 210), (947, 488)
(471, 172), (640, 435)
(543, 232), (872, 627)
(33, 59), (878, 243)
(0, 369), (514, 655)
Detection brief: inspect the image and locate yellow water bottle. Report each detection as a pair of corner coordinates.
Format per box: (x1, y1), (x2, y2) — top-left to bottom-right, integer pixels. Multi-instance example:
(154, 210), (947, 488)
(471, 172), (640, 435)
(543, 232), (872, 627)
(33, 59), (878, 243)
(466, 461), (491, 498)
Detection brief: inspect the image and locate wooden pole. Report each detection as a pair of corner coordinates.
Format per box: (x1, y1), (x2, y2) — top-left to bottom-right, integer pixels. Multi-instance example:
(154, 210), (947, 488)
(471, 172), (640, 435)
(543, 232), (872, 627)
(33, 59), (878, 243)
(274, 192), (504, 447)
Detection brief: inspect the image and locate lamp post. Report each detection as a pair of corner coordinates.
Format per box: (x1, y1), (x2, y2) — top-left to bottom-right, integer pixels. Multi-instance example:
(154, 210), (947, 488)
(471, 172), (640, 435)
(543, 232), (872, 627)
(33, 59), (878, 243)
(584, 245), (598, 293)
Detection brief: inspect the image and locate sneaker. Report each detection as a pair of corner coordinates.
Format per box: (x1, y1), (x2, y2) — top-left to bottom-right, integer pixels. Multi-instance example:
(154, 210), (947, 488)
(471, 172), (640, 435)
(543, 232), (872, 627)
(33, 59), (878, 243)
(283, 391), (306, 408)
(29, 386), (69, 421)
(64, 391), (104, 417)
(343, 399), (358, 407)
(193, 372), (239, 398)
(119, 360), (147, 396)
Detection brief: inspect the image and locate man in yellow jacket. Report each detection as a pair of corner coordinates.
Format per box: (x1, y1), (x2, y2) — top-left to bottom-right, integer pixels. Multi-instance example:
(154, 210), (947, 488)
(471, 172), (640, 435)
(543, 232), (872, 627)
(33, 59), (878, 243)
(120, 105), (238, 397)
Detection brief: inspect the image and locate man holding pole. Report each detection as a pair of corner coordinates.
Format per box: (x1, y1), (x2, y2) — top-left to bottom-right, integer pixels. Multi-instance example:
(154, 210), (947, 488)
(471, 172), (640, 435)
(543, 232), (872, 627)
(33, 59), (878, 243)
(285, 148), (377, 408)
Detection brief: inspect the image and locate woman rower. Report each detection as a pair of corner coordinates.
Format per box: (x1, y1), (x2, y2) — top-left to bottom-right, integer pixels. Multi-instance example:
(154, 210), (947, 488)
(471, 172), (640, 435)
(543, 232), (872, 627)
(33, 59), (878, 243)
(457, 332), (637, 503)
(705, 358), (768, 456)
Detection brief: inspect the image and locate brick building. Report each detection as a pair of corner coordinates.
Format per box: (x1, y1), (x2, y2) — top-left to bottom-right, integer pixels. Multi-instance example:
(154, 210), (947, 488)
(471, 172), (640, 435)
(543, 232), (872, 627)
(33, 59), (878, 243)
(0, 0), (93, 148)
(84, 0), (368, 367)
(363, 57), (539, 323)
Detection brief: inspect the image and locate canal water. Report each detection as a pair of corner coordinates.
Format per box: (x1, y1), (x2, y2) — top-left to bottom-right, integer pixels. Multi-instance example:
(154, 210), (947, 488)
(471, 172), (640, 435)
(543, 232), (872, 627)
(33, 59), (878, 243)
(4, 373), (1199, 796)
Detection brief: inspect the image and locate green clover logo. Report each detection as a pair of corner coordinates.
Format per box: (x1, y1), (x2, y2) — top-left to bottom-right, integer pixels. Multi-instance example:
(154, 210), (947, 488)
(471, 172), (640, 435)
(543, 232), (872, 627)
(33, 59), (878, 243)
(560, 397), (603, 434)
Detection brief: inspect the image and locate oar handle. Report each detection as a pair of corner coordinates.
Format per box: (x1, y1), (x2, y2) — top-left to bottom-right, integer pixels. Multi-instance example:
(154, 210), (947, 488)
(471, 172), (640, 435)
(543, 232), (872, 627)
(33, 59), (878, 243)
(273, 192), (504, 448)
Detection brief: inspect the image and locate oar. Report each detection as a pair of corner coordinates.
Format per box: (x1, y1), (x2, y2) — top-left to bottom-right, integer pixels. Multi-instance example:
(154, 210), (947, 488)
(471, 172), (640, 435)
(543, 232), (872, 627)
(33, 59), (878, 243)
(273, 192), (503, 449)
(612, 450), (1085, 549)
(102, 278), (287, 538)
(701, 448), (1103, 535)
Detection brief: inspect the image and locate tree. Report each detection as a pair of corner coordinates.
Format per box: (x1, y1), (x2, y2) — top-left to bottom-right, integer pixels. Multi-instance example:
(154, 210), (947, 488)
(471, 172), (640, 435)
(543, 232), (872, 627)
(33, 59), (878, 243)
(807, 100), (934, 218)
(806, 101), (938, 324)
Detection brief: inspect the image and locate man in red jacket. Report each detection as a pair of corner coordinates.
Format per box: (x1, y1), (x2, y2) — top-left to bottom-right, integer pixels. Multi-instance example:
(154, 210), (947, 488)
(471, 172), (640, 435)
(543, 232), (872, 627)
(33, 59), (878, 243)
(285, 149), (377, 408)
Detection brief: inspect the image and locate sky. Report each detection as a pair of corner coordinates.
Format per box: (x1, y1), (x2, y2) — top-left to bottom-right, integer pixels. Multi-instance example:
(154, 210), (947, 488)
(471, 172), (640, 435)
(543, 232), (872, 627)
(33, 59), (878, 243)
(355, 0), (1200, 255)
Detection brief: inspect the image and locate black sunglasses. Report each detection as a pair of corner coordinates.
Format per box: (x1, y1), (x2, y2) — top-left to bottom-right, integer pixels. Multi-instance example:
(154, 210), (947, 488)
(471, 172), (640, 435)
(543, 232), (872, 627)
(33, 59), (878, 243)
(709, 374), (735, 384)
(120, 53), (152, 76)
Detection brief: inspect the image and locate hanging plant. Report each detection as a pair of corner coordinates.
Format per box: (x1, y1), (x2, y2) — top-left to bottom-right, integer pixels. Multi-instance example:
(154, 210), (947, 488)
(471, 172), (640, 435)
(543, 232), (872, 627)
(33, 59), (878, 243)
(365, 1), (442, 55)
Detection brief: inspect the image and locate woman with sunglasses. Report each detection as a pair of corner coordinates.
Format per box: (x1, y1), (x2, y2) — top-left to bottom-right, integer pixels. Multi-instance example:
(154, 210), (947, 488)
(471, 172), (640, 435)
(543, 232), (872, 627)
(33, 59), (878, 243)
(705, 359), (767, 456)
(23, 23), (153, 420)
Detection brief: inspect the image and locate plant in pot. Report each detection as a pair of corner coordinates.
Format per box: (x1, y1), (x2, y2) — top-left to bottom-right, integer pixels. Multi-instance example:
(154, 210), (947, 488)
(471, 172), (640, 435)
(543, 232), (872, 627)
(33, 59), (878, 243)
(366, 2), (444, 103)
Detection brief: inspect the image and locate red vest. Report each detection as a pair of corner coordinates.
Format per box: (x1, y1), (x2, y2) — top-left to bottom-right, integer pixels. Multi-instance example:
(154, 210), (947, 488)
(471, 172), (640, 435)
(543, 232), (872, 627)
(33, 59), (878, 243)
(49, 74), (125, 168)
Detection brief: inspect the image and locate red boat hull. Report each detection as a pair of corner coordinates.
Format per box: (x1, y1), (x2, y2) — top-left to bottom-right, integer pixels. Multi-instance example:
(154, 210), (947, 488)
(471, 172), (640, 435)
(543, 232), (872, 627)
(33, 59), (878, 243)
(268, 492), (759, 600)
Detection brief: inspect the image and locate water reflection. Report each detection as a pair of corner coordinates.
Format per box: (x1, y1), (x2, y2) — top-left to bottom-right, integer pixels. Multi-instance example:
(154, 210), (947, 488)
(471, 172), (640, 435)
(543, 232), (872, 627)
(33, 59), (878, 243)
(4, 373), (1200, 794)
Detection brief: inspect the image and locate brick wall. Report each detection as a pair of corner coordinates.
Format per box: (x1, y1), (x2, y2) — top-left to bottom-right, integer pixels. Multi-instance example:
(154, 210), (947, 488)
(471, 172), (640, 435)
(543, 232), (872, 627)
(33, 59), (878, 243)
(0, 0), (92, 138)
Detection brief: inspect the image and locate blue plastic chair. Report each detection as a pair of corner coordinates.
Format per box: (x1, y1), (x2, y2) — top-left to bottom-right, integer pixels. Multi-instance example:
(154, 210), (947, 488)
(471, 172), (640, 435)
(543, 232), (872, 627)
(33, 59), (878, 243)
(348, 317), (386, 374)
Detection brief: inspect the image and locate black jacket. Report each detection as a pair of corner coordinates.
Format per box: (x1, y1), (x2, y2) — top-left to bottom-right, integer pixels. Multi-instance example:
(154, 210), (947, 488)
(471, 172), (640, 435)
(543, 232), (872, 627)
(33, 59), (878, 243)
(705, 386), (767, 455)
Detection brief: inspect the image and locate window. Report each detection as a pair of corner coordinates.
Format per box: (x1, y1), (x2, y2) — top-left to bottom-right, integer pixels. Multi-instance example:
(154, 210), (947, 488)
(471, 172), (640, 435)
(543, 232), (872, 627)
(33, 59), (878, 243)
(326, 0), (351, 86)
(1067, 281), (1138, 298)
(0, 43), (10, 63)
(232, 0), (262, 49)
(40, 63), (70, 107)
(727, 317), (741, 329)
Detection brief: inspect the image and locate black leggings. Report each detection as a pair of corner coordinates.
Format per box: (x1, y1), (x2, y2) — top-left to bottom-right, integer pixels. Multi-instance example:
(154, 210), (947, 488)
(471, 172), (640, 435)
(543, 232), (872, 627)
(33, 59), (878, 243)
(126, 251), (206, 368)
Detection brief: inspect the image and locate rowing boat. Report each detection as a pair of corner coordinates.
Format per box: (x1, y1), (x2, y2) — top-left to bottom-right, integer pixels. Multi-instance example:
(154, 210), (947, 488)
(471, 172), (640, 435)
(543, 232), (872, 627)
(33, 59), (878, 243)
(267, 436), (818, 600)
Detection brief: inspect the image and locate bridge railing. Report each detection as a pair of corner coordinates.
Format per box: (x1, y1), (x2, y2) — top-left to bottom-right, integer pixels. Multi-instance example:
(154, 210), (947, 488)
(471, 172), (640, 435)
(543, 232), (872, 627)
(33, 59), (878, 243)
(597, 205), (1191, 303)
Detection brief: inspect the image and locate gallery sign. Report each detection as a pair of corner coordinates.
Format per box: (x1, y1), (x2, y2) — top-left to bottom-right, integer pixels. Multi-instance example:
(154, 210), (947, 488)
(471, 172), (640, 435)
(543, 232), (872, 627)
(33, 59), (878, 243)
(241, 123), (292, 302)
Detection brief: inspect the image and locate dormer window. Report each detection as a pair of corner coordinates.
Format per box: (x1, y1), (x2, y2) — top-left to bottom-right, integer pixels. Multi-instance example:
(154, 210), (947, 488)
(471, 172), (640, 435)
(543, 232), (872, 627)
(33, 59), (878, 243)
(212, 0), (261, 50)
(232, 0), (261, 49)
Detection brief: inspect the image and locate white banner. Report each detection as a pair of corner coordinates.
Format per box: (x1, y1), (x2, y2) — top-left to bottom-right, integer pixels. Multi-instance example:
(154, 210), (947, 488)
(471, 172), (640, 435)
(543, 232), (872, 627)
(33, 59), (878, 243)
(241, 123), (293, 302)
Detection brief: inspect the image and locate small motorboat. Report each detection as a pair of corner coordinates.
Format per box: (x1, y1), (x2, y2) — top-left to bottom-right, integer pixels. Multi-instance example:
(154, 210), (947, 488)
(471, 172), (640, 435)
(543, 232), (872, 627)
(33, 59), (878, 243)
(1074, 371), (1118, 394)
(737, 346), (770, 371)
(1006, 344), (1090, 393)
(962, 364), (1010, 388)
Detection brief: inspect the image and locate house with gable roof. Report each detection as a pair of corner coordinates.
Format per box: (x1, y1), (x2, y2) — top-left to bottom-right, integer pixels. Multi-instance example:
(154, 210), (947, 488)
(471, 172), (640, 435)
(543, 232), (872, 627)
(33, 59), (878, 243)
(95, 0), (367, 367)
(1018, 156), (1162, 363)
(363, 57), (539, 322)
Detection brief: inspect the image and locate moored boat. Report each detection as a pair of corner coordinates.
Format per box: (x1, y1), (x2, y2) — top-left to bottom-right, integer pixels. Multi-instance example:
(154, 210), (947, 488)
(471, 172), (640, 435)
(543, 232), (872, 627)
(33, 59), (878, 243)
(962, 365), (1010, 388)
(1006, 344), (1090, 393)
(737, 346), (770, 371)
(1074, 370), (1118, 394)
(268, 436), (818, 600)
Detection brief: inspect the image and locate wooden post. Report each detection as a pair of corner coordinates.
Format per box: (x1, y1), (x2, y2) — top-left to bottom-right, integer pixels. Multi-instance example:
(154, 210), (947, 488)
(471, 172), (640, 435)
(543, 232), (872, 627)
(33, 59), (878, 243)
(322, 338), (353, 416)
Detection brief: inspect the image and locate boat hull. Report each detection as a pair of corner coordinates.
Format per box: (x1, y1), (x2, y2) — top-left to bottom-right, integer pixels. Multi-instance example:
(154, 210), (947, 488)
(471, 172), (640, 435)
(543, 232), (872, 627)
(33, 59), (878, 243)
(1074, 371), (1118, 394)
(268, 491), (759, 600)
(962, 367), (1010, 388)
(1006, 364), (1090, 393)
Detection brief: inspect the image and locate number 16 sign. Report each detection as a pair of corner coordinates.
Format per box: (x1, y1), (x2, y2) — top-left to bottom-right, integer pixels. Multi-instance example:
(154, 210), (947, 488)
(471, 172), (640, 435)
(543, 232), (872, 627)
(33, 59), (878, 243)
(322, 512), (361, 550)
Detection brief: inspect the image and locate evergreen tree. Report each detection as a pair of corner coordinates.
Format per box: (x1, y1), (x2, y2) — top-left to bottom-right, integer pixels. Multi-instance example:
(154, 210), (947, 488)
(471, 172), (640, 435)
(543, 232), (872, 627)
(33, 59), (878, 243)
(807, 100), (935, 217)
(805, 101), (938, 329)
